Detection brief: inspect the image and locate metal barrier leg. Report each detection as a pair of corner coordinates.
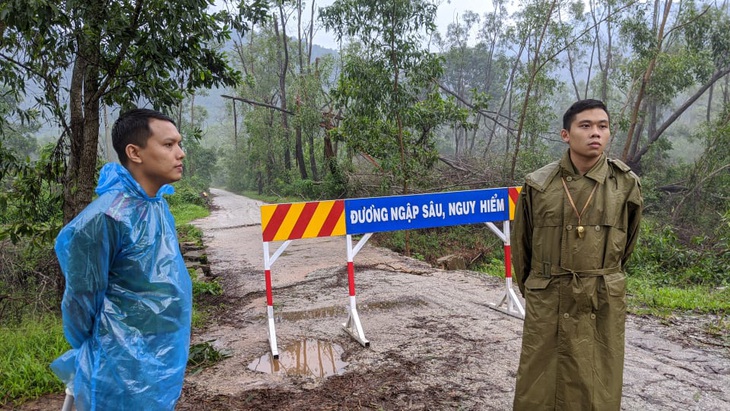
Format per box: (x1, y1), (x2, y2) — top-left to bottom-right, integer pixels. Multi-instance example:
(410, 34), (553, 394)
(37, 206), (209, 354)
(61, 387), (74, 411)
(488, 242), (525, 319)
(343, 287), (369, 347)
(342, 235), (371, 347)
(485, 222), (525, 319)
(263, 241), (291, 359)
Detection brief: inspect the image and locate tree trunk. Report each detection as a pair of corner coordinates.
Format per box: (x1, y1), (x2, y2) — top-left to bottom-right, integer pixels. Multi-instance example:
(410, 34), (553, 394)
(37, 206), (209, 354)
(622, 0), (672, 161)
(273, 12), (292, 172)
(630, 66), (730, 165)
(64, 45), (101, 224)
(510, 0), (558, 179)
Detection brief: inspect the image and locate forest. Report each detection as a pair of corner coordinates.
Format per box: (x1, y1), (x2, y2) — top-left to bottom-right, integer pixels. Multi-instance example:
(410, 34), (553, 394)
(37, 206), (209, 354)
(0, 0), (729, 405)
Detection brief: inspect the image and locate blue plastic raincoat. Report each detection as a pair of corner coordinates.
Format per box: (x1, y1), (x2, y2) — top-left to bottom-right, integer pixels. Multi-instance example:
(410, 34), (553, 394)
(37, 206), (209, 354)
(52, 163), (192, 411)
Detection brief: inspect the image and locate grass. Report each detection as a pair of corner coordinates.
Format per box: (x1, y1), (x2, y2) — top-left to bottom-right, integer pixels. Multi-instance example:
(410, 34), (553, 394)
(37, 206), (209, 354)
(627, 277), (730, 314)
(240, 190), (304, 204)
(0, 316), (68, 406)
(0, 192), (212, 406)
(472, 257), (509, 278)
(170, 203), (209, 225)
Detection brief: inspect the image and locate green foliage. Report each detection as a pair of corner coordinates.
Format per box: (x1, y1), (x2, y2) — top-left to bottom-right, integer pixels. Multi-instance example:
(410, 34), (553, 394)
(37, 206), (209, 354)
(192, 279), (223, 298)
(167, 178), (209, 207)
(321, 0), (472, 194)
(472, 257), (508, 278)
(176, 224), (205, 246)
(166, 177), (211, 228)
(0, 242), (60, 327)
(0, 0), (268, 224)
(168, 203), (209, 227)
(187, 341), (231, 374)
(221, 15), (336, 197)
(188, 266), (220, 331)
(0, 90), (39, 159)
(627, 277), (730, 314)
(176, 123), (219, 189)
(372, 225), (502, 267)
(627, 218), (730, 287)
(0, 143), (63, 248)
(0, 316), (68, 406)
(512, 143), (555, 181)
(0, 0), (269, 110)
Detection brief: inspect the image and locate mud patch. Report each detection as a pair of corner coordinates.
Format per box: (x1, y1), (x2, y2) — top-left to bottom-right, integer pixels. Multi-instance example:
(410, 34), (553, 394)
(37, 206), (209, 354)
(179, 354), (459, 411)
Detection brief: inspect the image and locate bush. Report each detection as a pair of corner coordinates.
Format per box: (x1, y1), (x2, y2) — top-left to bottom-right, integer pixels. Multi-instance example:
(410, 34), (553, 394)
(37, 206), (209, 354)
(0, 242), (60, 327)
(628, 218), (730, 287)
(372, 225), (503, 268)
(166, 178), (209, 208)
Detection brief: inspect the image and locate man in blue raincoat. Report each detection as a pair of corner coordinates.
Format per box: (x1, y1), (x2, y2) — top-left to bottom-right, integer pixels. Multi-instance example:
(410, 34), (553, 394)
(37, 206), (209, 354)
(52, 108), (192, 410)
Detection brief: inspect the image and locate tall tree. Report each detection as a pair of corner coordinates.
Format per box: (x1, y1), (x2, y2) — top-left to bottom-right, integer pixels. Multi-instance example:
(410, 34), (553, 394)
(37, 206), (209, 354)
(273, 3), (293, 173)
(507, 0), (577, 179)
(617, 1), (730, 168)
(320, 0), (470, 195)
(434, 11), (480, 158)
(0, 0), (267, 223)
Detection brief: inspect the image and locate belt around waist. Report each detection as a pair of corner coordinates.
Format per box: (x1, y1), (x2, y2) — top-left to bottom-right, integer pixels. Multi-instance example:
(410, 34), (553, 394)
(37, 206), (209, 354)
(532, 264), (622, 278)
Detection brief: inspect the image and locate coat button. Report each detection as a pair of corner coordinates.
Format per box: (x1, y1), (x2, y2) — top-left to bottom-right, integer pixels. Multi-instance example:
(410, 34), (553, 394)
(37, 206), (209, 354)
(595, 225), (601, 231)
(566, 224), (573, 230)
(590, 313), (596, 319)
(563, 313), (570, 318)
(566, 176), (573, 182)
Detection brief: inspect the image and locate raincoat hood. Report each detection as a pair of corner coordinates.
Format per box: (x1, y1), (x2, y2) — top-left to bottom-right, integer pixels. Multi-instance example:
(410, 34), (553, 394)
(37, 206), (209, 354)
(95, 162), (175, 199)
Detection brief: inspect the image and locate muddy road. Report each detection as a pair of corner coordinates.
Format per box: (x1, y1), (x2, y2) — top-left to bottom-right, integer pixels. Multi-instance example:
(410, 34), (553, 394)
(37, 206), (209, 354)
(173, 188), (730, 410)
(18, 188), (729, 411)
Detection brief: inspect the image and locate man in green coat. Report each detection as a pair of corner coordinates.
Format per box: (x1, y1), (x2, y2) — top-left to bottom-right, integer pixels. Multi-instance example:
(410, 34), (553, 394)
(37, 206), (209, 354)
(511, 99), (643, 410)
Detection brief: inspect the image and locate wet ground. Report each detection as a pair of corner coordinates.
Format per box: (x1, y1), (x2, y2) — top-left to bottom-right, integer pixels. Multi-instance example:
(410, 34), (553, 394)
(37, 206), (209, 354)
(14, 188), (730, 410)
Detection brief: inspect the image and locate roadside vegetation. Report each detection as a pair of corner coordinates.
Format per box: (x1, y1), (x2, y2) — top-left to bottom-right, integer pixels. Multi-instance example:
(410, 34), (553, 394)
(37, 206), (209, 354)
(0, 178), (211, 407)
(2, 0), (729, 407)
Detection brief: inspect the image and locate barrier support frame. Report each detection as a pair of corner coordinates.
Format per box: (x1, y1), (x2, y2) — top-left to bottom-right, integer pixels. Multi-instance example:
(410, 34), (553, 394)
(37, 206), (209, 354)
(485, 220), (525, 319)
(263, 240), (292, 358)
(343, 233), (372, 347)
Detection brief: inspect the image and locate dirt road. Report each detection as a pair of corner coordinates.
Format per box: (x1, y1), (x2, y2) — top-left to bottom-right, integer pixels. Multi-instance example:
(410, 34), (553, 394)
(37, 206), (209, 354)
(166, 188), (728, 410)
(15, 188), (727, 411)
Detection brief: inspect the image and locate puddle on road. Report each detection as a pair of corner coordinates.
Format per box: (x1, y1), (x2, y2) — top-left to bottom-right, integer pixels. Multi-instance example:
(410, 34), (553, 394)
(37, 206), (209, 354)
(248, 339), (348, 378)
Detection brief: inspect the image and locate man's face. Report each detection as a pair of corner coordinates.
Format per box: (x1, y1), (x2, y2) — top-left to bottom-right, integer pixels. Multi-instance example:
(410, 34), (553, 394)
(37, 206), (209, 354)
(560, 108), (610, 162)
(135, 119), (185, 189)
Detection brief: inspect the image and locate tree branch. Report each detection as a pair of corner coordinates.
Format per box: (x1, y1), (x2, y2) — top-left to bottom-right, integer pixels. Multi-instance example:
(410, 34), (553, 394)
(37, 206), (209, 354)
(633, 66), (730, 162)
(435, 81), (516, 134)
(221, 94), (296, 115)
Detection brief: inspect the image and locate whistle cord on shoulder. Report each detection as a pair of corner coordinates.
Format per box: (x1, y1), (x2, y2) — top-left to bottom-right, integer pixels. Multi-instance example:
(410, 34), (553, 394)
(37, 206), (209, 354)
(561, 177), (598, 239)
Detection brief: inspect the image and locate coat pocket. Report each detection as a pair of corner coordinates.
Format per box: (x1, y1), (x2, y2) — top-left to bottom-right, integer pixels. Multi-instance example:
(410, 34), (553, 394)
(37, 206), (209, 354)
(603, 272), (626, 297)
(524, 275), (552, 291)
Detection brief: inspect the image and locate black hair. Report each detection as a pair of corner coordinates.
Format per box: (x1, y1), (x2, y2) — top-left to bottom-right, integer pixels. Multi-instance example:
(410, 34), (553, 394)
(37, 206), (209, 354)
(112, 108), (176, 165)
(562, 99), (609, 131)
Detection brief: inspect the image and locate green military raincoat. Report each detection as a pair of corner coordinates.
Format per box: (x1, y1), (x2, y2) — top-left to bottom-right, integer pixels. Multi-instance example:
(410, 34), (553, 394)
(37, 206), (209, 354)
(511, 151), (643, 411)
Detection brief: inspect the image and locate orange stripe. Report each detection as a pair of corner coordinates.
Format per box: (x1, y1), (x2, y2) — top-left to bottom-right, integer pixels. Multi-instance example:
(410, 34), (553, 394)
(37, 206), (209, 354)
(262, 203), (291, 242)
(318, 200), (344, 237)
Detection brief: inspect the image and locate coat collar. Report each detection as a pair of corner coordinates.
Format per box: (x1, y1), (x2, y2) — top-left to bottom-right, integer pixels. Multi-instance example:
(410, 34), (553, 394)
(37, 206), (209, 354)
(559, 150), (608, 184)
(95, 162), (175, 200)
